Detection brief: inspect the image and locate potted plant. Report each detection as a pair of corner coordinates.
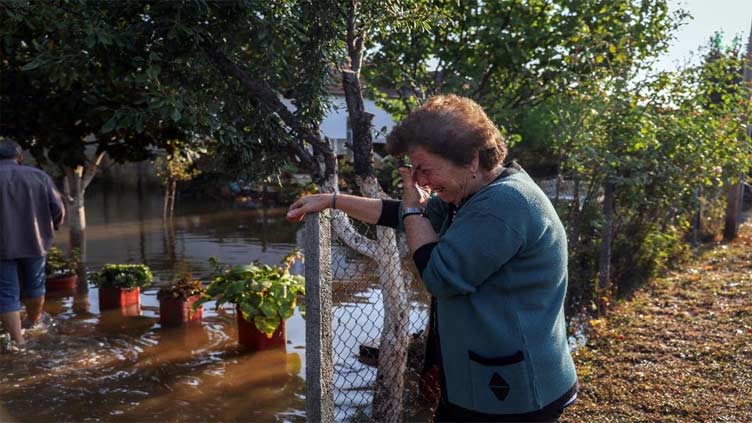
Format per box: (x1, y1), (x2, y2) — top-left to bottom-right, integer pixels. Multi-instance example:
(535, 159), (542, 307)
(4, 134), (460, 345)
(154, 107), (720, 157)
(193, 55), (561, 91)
(157, 274), (205, 327)
(92, 264), (153, 310)
(195, 254), (304, 351)
(44, 247), (79, 292)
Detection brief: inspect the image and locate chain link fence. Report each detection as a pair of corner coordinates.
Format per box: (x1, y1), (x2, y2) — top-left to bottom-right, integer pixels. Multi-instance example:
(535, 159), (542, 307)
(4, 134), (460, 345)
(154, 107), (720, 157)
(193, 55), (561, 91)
(305, 211), (434, 422)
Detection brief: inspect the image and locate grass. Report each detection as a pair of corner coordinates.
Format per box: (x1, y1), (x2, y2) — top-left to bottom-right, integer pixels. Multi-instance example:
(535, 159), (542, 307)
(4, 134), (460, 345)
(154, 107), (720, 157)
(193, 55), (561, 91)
(562, 215), (752, 423)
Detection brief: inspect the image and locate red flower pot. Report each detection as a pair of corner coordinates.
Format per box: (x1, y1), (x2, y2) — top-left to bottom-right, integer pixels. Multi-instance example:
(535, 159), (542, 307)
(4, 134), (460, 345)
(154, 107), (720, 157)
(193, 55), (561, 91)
(99, 286), (141, 310)
(236, 307), (286, 351)
(159, 295), (203, 327)
(46, 274), (77, 291)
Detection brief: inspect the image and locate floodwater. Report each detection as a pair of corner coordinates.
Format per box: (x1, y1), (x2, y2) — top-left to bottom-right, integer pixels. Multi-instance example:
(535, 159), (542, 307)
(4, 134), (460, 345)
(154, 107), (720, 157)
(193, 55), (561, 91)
(0, 186), (307, 422)
(0, 185), (431, 422)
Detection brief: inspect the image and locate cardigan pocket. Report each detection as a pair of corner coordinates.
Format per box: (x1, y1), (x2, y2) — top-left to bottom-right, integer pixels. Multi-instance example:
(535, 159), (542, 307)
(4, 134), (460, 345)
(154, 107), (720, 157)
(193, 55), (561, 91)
(467, 349), (536, 414)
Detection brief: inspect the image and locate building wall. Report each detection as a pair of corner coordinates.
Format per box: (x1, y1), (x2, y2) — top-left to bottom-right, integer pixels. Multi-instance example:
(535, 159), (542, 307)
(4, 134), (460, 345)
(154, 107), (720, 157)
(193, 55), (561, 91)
(284, 95), (396, 157)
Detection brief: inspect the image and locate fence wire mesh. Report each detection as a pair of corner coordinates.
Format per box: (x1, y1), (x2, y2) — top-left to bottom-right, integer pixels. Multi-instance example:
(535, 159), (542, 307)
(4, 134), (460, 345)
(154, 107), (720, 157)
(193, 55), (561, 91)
(323, 214), (433, 422)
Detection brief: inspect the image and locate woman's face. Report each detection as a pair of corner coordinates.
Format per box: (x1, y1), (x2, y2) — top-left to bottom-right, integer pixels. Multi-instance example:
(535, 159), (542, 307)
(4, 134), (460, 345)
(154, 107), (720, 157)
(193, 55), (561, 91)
(408, 147), (473, 205)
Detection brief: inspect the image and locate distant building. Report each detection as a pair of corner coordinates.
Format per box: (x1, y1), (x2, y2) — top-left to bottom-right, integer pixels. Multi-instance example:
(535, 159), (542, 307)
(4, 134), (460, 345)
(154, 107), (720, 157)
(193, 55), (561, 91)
(283, 86), (397, 159)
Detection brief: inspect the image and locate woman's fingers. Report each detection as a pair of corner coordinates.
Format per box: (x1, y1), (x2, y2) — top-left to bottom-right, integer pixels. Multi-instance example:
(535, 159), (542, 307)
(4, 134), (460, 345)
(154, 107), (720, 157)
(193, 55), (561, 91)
(398, 166), (414, 186)
(286, 196), (309, 222)
(286, 194), (328, 222)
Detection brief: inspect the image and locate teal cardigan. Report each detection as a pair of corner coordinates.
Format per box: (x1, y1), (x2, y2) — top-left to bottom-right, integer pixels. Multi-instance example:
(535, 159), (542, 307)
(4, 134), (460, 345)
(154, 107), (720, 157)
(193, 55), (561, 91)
(399, 167), (577, 415)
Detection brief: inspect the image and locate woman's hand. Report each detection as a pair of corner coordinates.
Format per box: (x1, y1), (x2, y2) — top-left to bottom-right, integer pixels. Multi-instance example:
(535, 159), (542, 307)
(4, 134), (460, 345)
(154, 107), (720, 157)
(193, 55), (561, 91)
(286, 193), (333, 222)
(399, 166), (431, 208)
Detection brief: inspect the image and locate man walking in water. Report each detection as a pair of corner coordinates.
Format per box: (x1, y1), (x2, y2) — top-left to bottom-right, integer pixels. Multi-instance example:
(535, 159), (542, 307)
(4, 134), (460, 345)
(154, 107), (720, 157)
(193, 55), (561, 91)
(0, 138), (65, 350)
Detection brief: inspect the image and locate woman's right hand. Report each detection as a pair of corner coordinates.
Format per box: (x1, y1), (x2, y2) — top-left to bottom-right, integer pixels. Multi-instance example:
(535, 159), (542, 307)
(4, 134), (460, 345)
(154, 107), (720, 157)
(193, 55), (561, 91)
(286, 193), (333, 222)
(398, 167), (431, 209)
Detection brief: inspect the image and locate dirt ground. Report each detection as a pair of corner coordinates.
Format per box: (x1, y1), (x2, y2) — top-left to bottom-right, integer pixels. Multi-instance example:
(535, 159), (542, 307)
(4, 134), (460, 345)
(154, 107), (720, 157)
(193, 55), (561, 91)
(562, 216), (752, 422)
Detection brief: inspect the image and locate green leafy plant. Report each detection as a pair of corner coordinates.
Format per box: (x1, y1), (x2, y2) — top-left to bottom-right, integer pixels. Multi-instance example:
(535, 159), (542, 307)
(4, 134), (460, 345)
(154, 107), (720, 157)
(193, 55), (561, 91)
(45, 247), (79, 278)
(92, 264), (154, 290)
(157, 274), (204, 301)
(195, 253), (305, 337)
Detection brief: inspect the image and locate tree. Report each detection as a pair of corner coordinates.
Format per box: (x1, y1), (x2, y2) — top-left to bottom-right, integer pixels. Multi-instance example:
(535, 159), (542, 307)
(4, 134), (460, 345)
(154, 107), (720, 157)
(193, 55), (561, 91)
(364, 0), (686, 127)
(0, 1), (307, 261)
(715, 24), (752, 240)
(0, 2), (171, 262)
(333, 2), (439, 420)
(154, 140), (206, 220)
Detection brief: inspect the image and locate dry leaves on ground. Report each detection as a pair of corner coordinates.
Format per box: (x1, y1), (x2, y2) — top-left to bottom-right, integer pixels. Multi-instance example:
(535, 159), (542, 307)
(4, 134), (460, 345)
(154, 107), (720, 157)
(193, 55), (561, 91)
(563, 218), (752, 423)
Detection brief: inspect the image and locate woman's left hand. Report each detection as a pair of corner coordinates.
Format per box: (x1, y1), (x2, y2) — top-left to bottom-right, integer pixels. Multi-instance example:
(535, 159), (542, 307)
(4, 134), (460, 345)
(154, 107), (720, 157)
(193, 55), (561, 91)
(286, 193), (332, 222)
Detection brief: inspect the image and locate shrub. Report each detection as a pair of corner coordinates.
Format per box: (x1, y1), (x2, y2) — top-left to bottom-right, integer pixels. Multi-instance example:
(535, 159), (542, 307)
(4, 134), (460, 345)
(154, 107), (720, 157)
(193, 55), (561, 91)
(92, 264), (154, 290)
(45, 247), (78, 278)
(157, 274), (204, 301)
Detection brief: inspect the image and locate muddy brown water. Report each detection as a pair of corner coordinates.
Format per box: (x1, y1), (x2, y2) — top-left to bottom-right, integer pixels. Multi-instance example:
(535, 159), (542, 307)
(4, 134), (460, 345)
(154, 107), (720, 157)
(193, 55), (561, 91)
(0, 187), (307, 422)
(0, 186), (430, 422)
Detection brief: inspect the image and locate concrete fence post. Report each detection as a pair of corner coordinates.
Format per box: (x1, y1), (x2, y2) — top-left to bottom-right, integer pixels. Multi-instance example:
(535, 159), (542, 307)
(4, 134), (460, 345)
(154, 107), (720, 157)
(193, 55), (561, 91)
(304, 211), (333, 422)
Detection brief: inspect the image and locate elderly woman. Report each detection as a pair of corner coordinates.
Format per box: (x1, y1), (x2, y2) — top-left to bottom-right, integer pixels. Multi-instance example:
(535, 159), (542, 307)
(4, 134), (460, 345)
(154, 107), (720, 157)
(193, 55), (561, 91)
(287, 95), (577, 422)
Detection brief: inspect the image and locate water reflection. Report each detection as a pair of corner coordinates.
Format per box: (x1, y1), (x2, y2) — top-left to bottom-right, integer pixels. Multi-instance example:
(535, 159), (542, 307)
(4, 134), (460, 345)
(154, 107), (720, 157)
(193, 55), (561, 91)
(54, 184), (300, 282)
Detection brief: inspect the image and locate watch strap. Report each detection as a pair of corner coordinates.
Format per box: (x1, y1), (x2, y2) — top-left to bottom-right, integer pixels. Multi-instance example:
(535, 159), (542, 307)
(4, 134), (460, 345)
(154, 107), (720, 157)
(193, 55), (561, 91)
(402, 206), (427, 222)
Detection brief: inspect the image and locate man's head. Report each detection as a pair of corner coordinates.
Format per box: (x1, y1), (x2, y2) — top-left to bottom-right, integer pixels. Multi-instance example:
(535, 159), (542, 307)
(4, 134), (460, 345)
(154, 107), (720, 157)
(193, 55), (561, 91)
(0, 138), (23, 163)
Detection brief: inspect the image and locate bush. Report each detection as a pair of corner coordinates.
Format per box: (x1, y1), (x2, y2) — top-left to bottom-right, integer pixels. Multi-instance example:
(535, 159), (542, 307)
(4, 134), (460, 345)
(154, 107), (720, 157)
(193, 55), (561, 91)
(92, 264), (154, 290)
(45, 247), (78, 278)
(157, 274), (204, 301)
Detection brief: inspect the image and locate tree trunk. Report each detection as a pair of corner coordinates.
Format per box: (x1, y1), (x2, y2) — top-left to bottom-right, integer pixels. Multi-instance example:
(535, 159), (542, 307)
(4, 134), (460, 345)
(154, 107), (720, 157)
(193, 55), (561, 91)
(64, 166), (87, 266)
(692, 187), (703, 246)
(343, 70), (374, 177)
(724, 21), (752, 241)
(163, 182), (170, 221)
(342, 28), (408, 418)
(723, 180), (743, 241)
(361, 178), (409, 423)
(169, 179), (177, 218)
(62, 152), (106, 267)
(598, 181), (615, 307)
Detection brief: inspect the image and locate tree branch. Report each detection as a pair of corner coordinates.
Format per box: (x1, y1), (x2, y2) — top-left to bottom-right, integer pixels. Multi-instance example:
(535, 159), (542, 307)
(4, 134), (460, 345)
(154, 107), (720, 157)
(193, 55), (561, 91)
(82, 151), (106, 191)
(202, 44), (336, 185)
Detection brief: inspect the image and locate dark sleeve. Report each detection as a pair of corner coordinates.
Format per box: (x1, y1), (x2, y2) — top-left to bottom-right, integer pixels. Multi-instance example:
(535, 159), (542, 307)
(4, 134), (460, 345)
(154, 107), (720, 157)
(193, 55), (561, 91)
(412, 242), (438, 274)
(376, 199), (401, 228)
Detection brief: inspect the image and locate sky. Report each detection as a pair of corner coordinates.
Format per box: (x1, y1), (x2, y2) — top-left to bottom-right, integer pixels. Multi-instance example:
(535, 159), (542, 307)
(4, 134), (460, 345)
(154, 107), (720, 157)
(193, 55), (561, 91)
(654, 0), (752, 72)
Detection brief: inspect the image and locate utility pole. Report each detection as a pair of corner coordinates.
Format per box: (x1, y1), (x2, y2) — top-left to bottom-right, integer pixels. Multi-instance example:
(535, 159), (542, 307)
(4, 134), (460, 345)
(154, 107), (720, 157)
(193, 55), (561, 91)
(723, 19), (752, 241)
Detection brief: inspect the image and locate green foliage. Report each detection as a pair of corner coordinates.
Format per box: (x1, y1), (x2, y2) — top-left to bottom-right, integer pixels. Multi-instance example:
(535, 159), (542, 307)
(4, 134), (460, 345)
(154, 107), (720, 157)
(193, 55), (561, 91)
(195, 254), (305, 337)
(44, 247), (79, 278)
(375, 155), (405, 198)
(157, 274), (205, 301)
(153, 140), (207, 186)
(0, 0), (340, 181)
(527, 30), (751, 310)
(92, 264), (154, 290)
(365, 0), (686, 128)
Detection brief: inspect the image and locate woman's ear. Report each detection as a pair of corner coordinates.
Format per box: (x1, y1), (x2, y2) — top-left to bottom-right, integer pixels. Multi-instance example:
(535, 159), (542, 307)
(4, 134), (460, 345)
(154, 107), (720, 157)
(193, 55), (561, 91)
(469, 152), (480, 173)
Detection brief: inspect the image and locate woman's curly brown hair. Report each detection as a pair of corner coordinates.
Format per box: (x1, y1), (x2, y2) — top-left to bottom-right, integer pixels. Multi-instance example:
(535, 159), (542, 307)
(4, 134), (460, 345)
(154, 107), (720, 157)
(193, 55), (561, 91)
(385, 95), (507, 171)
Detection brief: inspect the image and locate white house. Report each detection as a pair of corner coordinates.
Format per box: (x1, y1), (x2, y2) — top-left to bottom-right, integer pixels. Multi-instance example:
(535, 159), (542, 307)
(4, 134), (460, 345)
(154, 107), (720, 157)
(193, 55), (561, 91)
(283, 90), (396, 158)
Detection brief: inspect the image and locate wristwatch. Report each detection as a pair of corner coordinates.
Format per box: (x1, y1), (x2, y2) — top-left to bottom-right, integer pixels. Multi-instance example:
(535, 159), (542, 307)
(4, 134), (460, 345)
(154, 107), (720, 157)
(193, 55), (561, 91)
(402, 207), (427, 223)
